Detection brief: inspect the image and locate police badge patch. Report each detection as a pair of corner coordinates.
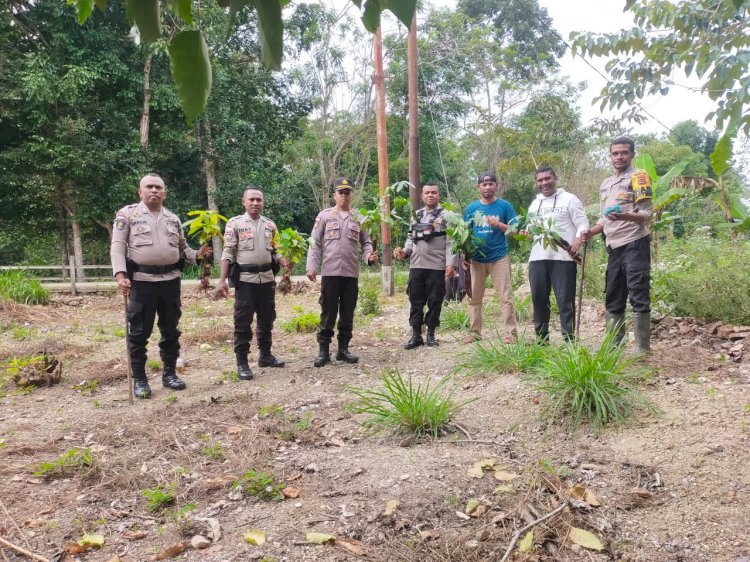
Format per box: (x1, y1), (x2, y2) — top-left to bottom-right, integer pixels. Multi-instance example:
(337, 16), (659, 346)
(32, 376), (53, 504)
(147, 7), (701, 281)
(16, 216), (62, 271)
(631, 170), (653, 202)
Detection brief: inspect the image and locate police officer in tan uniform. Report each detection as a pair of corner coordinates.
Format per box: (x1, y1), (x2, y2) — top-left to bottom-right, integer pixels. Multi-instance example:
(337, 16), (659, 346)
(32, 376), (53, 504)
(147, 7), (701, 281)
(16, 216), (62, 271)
(218, 188), (288, 380)
(306, 177), (377, 367)
(111, 173), (210, 399)
(582, 136), (653, 353)
(394, 182), (457, 348)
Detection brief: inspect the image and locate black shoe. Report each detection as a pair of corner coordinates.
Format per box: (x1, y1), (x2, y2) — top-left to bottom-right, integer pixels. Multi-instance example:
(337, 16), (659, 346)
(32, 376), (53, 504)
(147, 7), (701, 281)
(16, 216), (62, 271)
(314, 343), (330, 368)
(336, 348), (359, 363)
(425, 328), (438, 347)
(258, 353), (285, 368)
(404, 327), (424, 350)
(237, 363), (254, 380)
(133, 379), (152, 399)
(162, 372), (186, 390)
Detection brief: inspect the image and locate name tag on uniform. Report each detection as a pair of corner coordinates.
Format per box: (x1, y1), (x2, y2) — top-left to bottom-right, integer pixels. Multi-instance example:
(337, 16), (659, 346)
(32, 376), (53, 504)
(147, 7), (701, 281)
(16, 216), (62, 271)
(239, 230), (253, 241)
(615, 191), (634, 204)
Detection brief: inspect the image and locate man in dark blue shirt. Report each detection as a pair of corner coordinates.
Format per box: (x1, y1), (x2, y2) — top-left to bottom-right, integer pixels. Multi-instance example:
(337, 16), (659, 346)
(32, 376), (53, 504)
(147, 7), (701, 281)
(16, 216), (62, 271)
(463, 171), (518, 344)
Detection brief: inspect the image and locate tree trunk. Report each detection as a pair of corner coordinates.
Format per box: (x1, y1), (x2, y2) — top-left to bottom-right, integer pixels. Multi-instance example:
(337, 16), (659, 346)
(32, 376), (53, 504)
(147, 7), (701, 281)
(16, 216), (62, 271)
(200, 120), (223, 264)
(96, 219), (113, 240)
(70, 216), (85, 281)
(56, 183), (70, 281)
(140, 51), (153, 151)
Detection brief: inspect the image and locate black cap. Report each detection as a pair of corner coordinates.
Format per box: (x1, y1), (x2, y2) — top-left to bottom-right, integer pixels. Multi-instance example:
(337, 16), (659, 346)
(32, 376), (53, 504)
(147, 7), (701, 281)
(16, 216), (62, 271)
(477, 171), (497, 184)
(334, 177), (355, 190)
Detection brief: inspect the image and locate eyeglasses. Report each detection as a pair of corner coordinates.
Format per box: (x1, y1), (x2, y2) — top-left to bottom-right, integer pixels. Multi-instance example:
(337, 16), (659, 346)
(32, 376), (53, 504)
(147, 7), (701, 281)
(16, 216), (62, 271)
(337, 189), (352, 195)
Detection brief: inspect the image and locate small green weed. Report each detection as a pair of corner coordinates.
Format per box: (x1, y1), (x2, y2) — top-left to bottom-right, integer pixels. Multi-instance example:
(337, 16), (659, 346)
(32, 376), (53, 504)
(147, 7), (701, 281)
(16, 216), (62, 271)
(281, 306), (320, 333)
(440, 301), (470, 332)
(539, 458), (572, 478)
(92, 400), (101, 409)
(142, 483), (176, 512)
(200, 441), (224, 460)
(524, 330), (658, 429)
(348, 369), (475, 439)
(11, 326), (34, 341)
(147, 359), (163, 372)
(165, 394), (178, 404)
(513, 294), (533, 323)
(456, 335), (545, 376)
(234, 469), (284, 501)
(33, 447), (96, 479)
(0, 270), (50, 305)
(221, 370), (240, 382)
(259, 404), (284, 418)
(73, 380), (100, 395)
(112, 327), (126, 338)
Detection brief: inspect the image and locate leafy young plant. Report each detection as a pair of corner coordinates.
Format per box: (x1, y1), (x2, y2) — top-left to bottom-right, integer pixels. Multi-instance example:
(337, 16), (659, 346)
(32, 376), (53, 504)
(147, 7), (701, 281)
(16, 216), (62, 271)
(281, 306), (320, 333)
(524, 330), (657, 429)
(142, 483), (176, 512)
(348, 369), (474, 439)
(183, 209), (227, 290)
(33, 447), (96, 479)
(359, 181), (414, 247)
(445, 210), (484, 258)
(358, 284), (382, 316)
(456, 335), (545, 377)
(234, 469), (285, 501)
(274, 228), (308, 293)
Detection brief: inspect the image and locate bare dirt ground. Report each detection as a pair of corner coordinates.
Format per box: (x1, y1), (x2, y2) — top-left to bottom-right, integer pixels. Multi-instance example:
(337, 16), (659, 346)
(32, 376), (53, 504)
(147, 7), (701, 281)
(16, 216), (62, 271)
(1, 282), (749, 562)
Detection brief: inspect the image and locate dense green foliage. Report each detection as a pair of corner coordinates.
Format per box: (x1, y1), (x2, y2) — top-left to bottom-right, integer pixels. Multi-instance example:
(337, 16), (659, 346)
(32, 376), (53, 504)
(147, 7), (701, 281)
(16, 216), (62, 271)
(0, 271), (51, 305)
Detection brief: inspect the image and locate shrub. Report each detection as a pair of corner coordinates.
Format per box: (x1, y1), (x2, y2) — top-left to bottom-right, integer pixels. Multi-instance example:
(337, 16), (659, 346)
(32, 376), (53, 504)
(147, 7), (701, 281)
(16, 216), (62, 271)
(348, 369), (474, 439)
(456, 335), (545, 376)
(358, 284), (382, 316)
(653, 235), (750, 323)
(523, 331), (657, 429)
(0, 270), (50, 305)
(281, 306), (320, 333)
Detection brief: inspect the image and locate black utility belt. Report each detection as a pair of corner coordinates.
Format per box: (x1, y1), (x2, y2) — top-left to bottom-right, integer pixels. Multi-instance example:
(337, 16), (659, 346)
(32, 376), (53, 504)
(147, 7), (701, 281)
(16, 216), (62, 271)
(411, 224), (446, 241)
(128, 258), (184, 275)
(237, 263), (273, 273)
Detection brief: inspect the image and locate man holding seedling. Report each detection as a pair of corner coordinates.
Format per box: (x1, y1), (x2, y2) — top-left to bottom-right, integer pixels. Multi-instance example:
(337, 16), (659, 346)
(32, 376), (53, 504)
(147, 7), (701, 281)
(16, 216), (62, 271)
(394, 182), (458, 349)
(526, 166), (589, 342)
(111, 173), (210, 399)
(306, 177), (378, 367)
(463, 171), (518, 344)
(581, 136), (653, 354)
(218, 187), (290, 380)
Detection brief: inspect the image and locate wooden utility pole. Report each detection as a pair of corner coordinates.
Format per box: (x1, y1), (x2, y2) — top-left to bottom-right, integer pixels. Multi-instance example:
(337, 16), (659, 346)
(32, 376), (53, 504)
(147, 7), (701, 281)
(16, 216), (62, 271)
(407, 12), (420, 211)
(373, 27), (394, 296)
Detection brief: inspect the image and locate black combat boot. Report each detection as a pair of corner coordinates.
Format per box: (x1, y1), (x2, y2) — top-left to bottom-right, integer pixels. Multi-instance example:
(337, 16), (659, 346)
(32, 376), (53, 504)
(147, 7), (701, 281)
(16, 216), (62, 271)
(404, 326), (424, 350)
(314, 342), (331, 368)
(425, 327), (438, 347)
(336, 341), (359, 363)
(258, 349), (285, 368)
(162, 362), (187, 390)
(236, 352), (253, 380)
(132, 363), (151, 399)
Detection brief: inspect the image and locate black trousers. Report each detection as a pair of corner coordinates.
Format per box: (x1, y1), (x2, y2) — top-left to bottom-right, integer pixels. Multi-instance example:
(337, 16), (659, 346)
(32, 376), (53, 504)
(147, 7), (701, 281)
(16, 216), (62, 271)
(127, 278), (182, 368)
(408, 268), (446, 328)
(234, 281), (276, 355)
(605, 235), (651, 314)
(529, 260), (577, 340)
(317, 276), (358, 345)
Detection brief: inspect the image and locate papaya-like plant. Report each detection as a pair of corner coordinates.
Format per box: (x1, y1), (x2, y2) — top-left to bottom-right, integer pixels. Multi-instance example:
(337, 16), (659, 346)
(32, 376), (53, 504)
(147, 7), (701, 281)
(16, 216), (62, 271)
(274, 228), (308, 294)
(182, 210), (227, 290)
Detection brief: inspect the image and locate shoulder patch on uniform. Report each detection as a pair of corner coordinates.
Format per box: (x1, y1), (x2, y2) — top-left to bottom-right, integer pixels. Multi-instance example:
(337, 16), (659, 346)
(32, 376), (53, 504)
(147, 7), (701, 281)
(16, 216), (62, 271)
(224, 223), (235, 242)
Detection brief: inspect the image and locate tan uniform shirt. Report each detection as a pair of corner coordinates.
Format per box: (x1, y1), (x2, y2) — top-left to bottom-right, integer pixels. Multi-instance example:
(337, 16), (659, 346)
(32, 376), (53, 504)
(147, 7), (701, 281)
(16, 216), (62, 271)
(596, 166), (653, 249)
(221, 214), (278, 284)
(306, 207), (373, 278)
(110, 203), (197, 282)
(403, 206), (458, 270)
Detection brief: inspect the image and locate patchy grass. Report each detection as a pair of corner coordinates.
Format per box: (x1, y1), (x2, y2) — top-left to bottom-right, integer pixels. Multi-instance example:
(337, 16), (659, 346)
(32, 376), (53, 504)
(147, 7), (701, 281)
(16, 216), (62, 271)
(524, 331), (658, 429)
(440, 301), (470, 332)
(233, 469), (285, 501)
(33, 447), (97, 479)
(142, 483), (176, 512)
(281, 306), (320, 333)
(348, 369), (474, 439)
(456, 335), (545, 376)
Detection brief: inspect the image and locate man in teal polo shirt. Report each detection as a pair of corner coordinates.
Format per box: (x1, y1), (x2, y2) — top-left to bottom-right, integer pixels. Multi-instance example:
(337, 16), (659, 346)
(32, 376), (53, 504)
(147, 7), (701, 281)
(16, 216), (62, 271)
(463, 171), (518, 344)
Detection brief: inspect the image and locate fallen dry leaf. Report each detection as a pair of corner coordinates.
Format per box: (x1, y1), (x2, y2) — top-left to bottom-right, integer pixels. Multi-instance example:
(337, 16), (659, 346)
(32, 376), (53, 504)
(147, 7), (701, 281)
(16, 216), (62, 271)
(226, 425), (243, 435)
(63, 542), (91, 555)
(243, 529), (266, 545)
(306, 532), (336, 545)
(465, 498), (480, 515)
(468, 458), (497, 478)
(384, 499), (400, 516)
(519, 529), (534, 553)
(123, 530), (147, 540)
(23, 519), (46, 528)
(419, 529), (440, 540)
(282, 486), (300, 499)
(494, 485), (514, 494)
(568, 527), (604, 551)
(568, 483), (601, 506)
(494, 470), (521, 481)
(471, 505), (488, 518)
(153, 542), (189, 560)
(337, 537), (367, 555)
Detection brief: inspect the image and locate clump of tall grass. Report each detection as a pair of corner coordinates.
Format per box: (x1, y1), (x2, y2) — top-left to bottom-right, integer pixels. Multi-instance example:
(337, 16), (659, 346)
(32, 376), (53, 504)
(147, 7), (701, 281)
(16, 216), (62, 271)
(0, 270), (50, 305)
(456, 334), (545, 376)
(348, 369), (474, 439)
(523, 330), (657, 429)
(440, 300), (470, 331)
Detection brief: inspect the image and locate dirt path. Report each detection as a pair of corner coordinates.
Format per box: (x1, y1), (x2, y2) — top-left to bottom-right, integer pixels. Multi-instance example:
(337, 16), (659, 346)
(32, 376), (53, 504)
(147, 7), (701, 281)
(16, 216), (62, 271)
(0, 286), (748, 562)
